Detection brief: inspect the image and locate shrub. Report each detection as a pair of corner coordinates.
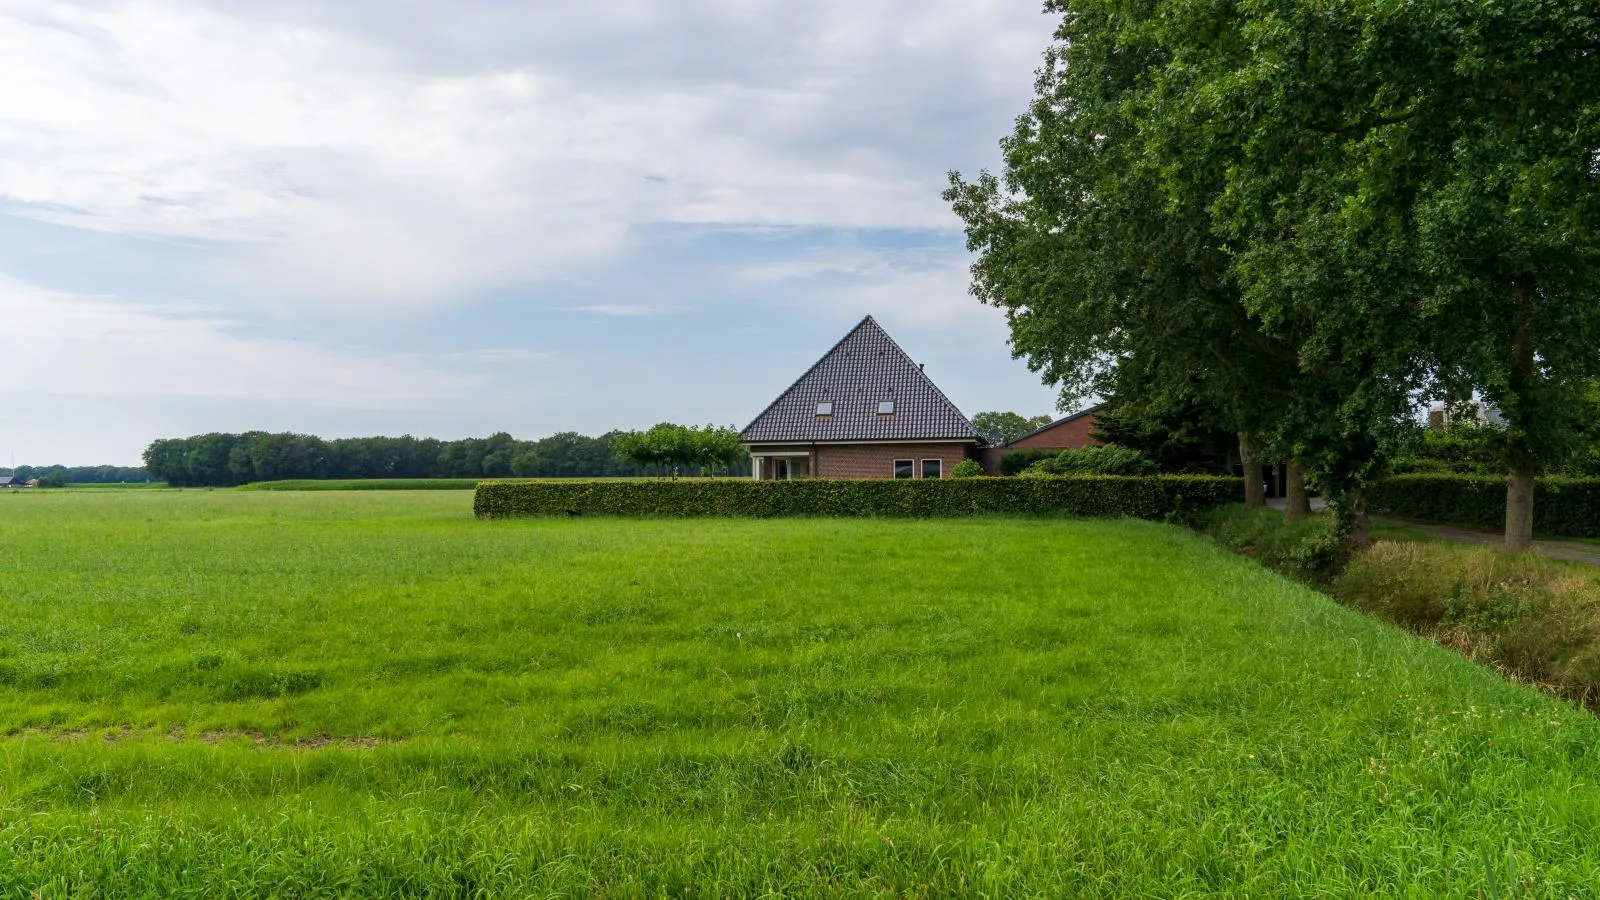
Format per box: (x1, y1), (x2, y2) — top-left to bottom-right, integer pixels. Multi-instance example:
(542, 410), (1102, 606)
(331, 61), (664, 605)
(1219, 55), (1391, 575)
(949, 459), (985, 479)
(475, 476), (1242, 521)
(1023, 445), (1158, 477)
(1369, 475), (1600, 538)
(1332, 541), (1600, 705)
(1387, 457), (1453, 475)
(1203, 505), (1347, 582)
(999, 449), (1056, 476)
(1398, 422), (1506, 475)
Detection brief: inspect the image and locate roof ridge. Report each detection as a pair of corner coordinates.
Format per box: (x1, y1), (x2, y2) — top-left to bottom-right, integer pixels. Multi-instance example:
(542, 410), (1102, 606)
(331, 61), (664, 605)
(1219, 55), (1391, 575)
(741, 316), (982, 444)
(739, 316), (878, 438)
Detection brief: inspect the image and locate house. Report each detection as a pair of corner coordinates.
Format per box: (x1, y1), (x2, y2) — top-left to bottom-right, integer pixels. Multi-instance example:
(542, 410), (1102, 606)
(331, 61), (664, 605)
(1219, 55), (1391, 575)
(1005, 406), (1105, 451)
(741, 316), (984, 480)
(976, 405), (1104, 474)
(1427, 398), (1504, 429)
(0, 476), (25, 489)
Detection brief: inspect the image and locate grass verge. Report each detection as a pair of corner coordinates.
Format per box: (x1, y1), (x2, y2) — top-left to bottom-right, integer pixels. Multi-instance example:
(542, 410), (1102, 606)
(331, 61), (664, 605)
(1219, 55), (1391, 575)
(1208, 505), (1600, 710)
(2, 491), (1599, 894)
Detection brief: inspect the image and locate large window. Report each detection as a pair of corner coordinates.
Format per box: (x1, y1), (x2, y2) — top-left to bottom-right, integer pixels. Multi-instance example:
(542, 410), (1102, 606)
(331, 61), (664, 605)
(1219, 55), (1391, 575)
(893, 459), (914, 479)
(878, 400), (896, 415)
(921, 459), (942, 480)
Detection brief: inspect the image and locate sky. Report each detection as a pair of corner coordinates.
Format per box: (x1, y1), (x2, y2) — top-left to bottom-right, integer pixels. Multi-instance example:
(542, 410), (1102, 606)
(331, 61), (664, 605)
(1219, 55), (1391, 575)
(0, 0), (1066, 466)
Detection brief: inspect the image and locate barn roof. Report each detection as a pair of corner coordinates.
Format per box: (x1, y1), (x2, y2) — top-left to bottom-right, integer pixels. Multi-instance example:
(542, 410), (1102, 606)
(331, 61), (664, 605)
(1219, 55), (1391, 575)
(741, 316), (982, 445)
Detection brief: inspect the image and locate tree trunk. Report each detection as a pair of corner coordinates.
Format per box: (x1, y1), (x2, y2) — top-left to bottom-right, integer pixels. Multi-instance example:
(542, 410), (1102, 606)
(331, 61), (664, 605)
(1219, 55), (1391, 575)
(1239, 433), (1265, 509)
(1285, 458), (1311, 523)
(1504, 296), (1536, 553)
(1505, 463), (1535, 553)
(1346, 483), (1371, 549)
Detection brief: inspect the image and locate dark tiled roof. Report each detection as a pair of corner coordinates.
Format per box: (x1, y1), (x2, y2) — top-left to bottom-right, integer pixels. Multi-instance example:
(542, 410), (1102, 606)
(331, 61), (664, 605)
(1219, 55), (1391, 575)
(742, 316), (982, 444)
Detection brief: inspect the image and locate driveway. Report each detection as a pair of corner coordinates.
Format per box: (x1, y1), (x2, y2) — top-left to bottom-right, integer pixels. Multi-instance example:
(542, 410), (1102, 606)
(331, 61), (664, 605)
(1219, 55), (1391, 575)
(1371, 517), (1600, 566)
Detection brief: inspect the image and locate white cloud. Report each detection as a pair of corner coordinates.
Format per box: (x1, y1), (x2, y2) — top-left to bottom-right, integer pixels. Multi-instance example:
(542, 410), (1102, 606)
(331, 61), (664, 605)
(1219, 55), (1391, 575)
(556, 305), (685, 318)
(738, 245), (1008, 333)
(0, 0), (1052, 314)
(0, 274), (478, 402)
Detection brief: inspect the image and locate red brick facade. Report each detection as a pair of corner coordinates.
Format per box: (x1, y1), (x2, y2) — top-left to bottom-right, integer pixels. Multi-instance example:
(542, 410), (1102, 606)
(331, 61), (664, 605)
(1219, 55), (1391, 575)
(976, 410), (1104, 475)
(812, 443), (975, 479)
(1008, 413), (1102, 450)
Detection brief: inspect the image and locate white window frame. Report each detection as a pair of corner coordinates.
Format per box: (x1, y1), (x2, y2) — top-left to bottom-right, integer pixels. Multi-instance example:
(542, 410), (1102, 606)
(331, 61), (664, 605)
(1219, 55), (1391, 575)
(878, 400), (896, 415)
(892, 459), (914, 479)
(921, 459), (942, 480)
(815, 402), (833, 416)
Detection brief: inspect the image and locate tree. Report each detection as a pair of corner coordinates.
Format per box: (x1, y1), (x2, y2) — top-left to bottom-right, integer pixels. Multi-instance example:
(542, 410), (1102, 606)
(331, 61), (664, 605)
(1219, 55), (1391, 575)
(1178, 0), (1600, 550)
(970, 411), (1055, 445)
(1091, 380), (1237, 475)
(610, 428), (667, 476)
(945, 0), (1307, 517)
(687, 425), (745, 476)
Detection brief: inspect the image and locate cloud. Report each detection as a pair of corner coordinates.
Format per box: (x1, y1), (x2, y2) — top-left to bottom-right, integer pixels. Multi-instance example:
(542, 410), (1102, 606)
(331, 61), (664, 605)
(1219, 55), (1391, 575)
(0, 0), (1054, 314)
(737, 244), (1007, 333)
(0, 274), (478, 402)
(448, 348), (549, 363)
(556, 305), (685, 318)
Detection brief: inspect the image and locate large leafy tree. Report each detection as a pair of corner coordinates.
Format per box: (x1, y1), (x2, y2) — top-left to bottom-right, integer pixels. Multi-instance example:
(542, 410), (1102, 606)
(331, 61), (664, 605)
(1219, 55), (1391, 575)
(1183, 0), (1600, 550)
(945, 0), (1313, 515)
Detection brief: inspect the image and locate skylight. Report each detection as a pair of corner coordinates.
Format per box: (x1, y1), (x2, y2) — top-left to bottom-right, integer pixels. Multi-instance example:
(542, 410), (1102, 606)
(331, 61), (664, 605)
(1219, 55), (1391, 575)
(878, 400), (895, 415)
(815, 402), (833, 416)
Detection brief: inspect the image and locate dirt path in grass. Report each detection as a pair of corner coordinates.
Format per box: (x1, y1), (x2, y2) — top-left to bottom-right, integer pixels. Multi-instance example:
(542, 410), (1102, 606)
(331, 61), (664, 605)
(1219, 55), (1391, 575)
(1373, 517), (1600, 566)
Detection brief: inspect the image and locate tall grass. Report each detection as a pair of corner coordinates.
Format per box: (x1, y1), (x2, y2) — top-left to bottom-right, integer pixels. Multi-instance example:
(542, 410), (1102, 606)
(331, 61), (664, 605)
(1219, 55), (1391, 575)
(0, 490), (1598, 894)
(1336, 541), (1600, 706)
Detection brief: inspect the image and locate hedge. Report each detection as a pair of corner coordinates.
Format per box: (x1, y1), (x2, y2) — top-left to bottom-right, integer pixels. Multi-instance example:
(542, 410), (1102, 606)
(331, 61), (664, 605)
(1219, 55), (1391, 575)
(1368, 474), (1600, 538)
(475, 476), (1242, 521)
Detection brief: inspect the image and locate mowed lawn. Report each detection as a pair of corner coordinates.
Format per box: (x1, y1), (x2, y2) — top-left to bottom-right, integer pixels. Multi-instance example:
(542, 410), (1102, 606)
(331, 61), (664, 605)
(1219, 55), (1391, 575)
(1, 491), (1598, 897)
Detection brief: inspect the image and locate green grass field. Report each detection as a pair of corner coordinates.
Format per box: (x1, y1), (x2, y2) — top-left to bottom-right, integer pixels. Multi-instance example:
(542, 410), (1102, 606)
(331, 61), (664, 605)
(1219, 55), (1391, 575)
(2, 490), (1598, 896)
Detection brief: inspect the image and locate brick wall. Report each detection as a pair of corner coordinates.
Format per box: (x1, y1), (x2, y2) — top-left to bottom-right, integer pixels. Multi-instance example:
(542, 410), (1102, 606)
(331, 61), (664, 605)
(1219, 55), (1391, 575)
(976, 446), (1007, 475)
(1008, 414), (1102, 451)
(814, 443), (974, 480)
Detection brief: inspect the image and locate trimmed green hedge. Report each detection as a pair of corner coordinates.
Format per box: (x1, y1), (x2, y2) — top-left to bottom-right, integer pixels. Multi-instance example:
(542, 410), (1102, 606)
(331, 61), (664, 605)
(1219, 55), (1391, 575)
(475, 476), (1242, 521)
(1369, 474), (1600, 538)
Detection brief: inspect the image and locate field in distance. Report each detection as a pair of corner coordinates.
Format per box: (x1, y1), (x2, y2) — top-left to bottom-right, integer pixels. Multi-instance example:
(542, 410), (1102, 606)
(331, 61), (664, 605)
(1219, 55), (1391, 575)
(235, 477), (713, 490)
(2, 490), (1598, 895)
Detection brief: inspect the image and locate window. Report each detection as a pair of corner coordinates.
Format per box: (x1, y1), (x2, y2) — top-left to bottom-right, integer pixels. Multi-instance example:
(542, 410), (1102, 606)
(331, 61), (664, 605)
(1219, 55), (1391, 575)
(815, 402), (833, 416)
(878, 400), (895, 415)
(893, 459), (914, 479)
(921, 459), (942, 480)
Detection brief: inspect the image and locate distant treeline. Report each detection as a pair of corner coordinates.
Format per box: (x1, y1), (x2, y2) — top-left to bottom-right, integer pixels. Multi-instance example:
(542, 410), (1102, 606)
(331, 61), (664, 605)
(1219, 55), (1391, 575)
(143, 430), (751, 488)
(1, 465), (149, 484)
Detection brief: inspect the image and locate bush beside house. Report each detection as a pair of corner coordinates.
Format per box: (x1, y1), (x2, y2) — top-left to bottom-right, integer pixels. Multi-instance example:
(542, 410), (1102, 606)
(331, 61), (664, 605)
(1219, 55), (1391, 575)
(949, 460), (985, 479)
(1022, 445), (1158, 477)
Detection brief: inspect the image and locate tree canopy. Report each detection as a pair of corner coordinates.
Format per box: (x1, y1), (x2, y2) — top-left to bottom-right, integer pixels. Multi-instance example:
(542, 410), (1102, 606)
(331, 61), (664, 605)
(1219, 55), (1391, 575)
(143, 427), (750, 487)
(970, 411), (1055, 445)
(950, 0), (1600, 548)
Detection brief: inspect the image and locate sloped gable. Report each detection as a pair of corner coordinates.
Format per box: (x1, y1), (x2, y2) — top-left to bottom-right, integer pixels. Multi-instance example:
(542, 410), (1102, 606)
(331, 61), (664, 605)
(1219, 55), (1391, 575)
(741, 316), (982, 444)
